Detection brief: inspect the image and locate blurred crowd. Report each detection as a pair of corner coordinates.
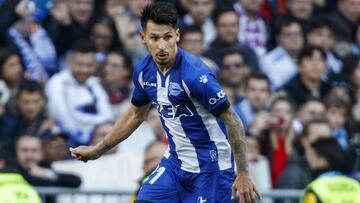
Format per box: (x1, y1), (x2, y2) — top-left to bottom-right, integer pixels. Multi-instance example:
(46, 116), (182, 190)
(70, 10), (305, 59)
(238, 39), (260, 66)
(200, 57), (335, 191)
(0, 0), (360, 199)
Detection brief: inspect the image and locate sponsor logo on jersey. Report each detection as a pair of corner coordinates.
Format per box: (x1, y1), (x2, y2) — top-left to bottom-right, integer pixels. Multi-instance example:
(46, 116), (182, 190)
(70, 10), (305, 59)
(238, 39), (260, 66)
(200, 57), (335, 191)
(199, 75), (208, 84)
(169, 82), (184, 96)
(156, 103), (194, 119)
(198, 196), (207, 203)
(143, 82), (157, 87)
(209, 90), (226, 105)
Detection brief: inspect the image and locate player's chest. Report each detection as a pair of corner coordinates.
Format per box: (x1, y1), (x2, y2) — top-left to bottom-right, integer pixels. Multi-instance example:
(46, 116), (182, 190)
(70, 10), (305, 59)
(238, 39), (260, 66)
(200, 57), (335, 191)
(142, 72), (194, 118)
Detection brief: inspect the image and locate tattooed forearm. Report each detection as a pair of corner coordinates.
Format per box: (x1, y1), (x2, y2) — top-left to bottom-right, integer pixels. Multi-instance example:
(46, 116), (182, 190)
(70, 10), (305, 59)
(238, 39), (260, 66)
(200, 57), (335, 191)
(96, 139), (112, 155)
(219, 109), (249, 172)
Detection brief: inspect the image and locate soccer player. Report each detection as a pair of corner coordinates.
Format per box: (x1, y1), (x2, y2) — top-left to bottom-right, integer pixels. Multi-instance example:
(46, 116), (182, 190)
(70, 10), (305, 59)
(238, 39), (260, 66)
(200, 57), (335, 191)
(70, 2), (260, 203)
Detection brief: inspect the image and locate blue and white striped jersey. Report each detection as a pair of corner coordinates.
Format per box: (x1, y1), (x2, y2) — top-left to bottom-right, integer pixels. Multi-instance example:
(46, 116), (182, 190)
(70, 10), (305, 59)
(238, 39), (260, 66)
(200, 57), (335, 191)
(131, 48), (233, 173)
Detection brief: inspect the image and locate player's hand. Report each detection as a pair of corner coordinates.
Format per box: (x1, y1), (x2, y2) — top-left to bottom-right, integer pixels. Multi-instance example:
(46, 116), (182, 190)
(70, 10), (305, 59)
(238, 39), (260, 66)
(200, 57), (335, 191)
(232, 171), (261, 203)
(69, 146), (101, 163)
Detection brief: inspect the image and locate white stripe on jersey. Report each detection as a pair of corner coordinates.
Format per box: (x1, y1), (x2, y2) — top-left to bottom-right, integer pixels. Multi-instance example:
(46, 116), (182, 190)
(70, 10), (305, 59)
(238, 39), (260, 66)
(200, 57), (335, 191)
(182, 80), (232, 170)
(138, 71), (144, 89)
(157, 72), (200, 172)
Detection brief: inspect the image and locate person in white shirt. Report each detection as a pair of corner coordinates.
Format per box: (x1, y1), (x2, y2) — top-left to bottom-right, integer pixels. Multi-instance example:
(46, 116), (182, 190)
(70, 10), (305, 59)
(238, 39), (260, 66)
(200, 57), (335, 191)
(260, 20), (304, 90)
(46, 40), (113, 147)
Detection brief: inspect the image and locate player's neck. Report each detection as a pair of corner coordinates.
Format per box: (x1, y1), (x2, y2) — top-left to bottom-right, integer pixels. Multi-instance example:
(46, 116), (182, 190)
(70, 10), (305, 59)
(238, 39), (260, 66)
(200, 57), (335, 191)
(156, 50), (178, 75)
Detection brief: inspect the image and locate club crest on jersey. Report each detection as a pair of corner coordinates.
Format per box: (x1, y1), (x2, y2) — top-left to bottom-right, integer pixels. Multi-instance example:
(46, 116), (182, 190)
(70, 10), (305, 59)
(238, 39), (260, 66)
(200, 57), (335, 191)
(169, 82), (183, 96)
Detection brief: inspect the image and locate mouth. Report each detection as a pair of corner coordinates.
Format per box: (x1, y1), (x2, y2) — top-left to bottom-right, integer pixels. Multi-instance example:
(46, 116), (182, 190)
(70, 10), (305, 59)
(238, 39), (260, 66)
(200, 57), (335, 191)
(156, 53), (169, 61)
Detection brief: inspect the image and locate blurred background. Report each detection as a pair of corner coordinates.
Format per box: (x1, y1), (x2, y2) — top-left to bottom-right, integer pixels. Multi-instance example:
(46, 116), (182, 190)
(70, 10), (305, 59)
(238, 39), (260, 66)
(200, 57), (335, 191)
(0, 0), (359, 202)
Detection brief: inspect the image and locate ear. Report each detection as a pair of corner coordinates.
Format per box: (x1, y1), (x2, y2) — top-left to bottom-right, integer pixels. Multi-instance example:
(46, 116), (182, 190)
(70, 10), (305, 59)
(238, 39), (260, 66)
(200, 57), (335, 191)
(140, 32), (146, 43)
(175, 28), (180, 43)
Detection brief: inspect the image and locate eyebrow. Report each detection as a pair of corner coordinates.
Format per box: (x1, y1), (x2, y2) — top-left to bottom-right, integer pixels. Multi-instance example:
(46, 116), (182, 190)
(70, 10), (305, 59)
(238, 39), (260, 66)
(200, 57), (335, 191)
(149, 32), (173, 36)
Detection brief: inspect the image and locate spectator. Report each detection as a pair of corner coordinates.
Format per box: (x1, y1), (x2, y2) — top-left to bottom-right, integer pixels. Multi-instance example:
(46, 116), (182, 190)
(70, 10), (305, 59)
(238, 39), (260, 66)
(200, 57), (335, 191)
(277, 119), (332, 191)
(179, 25), (218, 72)
(342, 55), (360, 123)
(90, 16), (123, 64)
(282, 46), (332, 107)
(292, 98), (326, 135)
(0, 80), (56, 142)
(260, 19), (304, 90)
(146, 106), (167, 144)
(351, 22), (360, 56)
(218, 49), (252, 97)
(300, 137), (360, 203)
(306, 16), (343, 77)
(46, 40), (113, 146)
(115, 16), (148, 65)
(0, 142), (42, 203)
(103, 0), (127, 19)
(91, 122), (118, 153)
(285, 0), (314, 32)
(329, 0), (360, 42)
(246, 136), (272, 203)
(180, 0), (216, 48)
(0, 48), (23, 104)
(234, 73), (271, 128)
(16, 135), (82, 187)
(101, 49), (133, 118)
(204, 6), (260, 72)
(42, 131), (69, 163)
(126, 0), (153, 32)
(7, 0), (58, 78)
(44, 0), (97, 56)
(254, 95), (296, 186)
(233, 0), (270, 57)
(325, 98), (350, 150)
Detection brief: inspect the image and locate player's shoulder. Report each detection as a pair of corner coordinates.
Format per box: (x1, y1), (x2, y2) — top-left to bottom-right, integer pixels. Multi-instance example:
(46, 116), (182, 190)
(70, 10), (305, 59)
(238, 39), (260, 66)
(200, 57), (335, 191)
(133, 54), (153, 75)
(180, 49), (213, 82)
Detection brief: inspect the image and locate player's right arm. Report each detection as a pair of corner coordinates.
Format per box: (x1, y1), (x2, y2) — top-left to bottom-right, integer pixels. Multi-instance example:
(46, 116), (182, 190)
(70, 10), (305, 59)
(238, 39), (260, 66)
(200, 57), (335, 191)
(70, 103), (150, 162)
(70, 62), (151, 162)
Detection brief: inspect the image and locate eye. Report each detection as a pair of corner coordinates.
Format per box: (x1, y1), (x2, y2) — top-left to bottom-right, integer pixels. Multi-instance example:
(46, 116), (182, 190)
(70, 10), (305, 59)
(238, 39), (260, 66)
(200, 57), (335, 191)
(150, 36), (158, 41)
(164, 35), (172, 40)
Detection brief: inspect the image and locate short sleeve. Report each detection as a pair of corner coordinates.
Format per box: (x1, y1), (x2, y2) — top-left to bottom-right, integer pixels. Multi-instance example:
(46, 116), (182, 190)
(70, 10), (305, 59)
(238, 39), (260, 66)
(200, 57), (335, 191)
(188, 70), (229, 117)
(131, 67), (150, 106)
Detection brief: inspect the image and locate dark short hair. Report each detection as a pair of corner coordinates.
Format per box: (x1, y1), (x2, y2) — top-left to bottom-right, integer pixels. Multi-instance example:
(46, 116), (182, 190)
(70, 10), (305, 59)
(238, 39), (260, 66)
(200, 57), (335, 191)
(17, 79), (43, 96)
(92, 15), (123, 50)
(301, 118), (329, 138)
(108, 49), (133, 71)
(276, 19), (301, 36)
(244, 73), (271, 92)
(269, 94), (294, 111)
(141, 2), (178, 31)
(307, 15), (335, 36)
(298, 46), (326, 63)
(213, 6), (237, 26)
(15, 134), (40, 150)
(72, 39), (95, 54)
(311, 137), (351, 172)
(324, 97), (347, 110)
(222, 49), (249, 64)
(179, 25), (203, 43)
(0, 48), (21, 78)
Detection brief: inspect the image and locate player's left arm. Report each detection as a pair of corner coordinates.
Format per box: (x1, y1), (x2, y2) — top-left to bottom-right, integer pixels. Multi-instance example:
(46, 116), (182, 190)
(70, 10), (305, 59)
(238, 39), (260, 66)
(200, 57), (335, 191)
(218, 108), (261, 203)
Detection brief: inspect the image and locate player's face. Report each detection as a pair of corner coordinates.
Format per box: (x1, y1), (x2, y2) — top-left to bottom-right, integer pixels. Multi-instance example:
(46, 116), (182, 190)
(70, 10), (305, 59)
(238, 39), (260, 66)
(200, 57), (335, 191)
(141, 20), (180, 69)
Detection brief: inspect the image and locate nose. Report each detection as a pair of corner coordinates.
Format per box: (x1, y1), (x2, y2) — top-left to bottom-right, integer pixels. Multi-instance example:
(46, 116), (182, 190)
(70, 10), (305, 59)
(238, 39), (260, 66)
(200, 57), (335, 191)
(158, 38), (166, 50)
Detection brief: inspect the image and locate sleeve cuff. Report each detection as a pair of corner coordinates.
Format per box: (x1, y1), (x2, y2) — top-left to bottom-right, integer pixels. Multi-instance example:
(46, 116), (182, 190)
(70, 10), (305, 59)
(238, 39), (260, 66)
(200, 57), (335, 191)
(210, 100), (230, 117)
(131, 97), (150, 106)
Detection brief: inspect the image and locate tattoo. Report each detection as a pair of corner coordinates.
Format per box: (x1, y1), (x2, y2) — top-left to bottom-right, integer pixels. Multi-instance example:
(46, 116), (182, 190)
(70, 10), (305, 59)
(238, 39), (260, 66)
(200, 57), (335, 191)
(98, 139), (112, 154)
(221, 109), (249, 172)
